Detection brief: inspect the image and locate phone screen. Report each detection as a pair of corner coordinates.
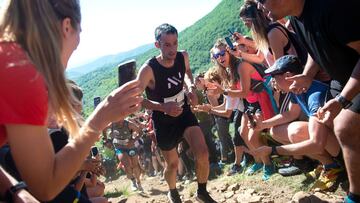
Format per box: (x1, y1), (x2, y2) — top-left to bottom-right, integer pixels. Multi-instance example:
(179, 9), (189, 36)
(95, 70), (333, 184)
(93, 97), (101, 110)
(118, 59), (136, 87)
(91, 146), (98, 157)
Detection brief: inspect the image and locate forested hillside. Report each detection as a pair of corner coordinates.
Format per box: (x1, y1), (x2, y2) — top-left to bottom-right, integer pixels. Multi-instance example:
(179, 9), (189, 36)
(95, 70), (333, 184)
(76, 0), (248, 116)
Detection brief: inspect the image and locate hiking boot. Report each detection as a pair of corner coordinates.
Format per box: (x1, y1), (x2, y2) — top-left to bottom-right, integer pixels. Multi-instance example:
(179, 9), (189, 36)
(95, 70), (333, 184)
(195, 191), (217, 203)
(262, 164), (275, 181)
(227, 164), (243, 176)
(245, 163), (263, 175)
(305, 165), (323, 180)
(167, 190), (182, 203)
(278, 165), (302, 177)
(311, 166), (344, 192)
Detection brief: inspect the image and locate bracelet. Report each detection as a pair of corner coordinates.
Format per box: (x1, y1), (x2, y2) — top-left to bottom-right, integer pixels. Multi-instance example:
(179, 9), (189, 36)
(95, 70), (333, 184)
(3, 181), (27, 202)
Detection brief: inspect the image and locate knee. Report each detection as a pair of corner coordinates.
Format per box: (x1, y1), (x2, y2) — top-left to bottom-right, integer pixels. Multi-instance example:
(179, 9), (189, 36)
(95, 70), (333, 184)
(194, 146), (209, 162)
(334, 121), (352, 145)
(166, 161), (178, 171)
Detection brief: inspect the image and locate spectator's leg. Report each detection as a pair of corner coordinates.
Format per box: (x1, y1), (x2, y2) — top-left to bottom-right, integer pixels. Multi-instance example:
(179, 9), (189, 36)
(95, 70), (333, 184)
(334, 110), (360, 195)
(161, 148), (180, 190)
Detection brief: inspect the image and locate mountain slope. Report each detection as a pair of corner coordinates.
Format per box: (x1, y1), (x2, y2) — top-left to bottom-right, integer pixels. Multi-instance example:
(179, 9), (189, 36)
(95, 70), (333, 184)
(76, 0), (247, 116)
(67, 43), (153, 79)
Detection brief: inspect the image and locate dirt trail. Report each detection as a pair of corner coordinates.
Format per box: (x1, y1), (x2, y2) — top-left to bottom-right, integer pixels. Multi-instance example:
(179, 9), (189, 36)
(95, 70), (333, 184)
(104, 171), (347, 203)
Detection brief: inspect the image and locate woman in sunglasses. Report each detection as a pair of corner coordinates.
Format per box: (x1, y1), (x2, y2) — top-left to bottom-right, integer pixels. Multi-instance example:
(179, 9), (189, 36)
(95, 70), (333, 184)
(203, 38), (276, 181)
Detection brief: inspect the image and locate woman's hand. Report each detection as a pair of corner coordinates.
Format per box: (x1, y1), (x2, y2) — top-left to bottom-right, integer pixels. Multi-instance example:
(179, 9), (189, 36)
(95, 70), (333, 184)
(87, 80), (143, 132)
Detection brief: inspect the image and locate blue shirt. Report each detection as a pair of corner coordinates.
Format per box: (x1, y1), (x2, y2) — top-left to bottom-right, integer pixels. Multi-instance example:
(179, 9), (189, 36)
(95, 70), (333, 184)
(290, 80), (329, 117)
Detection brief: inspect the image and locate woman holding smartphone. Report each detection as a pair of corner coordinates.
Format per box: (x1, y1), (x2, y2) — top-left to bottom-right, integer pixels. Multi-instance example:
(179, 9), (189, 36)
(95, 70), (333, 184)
(0, 0), (142, 201)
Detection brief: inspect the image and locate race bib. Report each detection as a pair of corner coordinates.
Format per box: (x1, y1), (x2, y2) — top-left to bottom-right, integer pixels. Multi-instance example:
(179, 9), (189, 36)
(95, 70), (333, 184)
(163, 90), (185, 107)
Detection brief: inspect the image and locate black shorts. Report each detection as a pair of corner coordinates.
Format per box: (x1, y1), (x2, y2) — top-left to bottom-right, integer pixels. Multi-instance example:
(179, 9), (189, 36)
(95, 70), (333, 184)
(152, 105), (199, 151)
(330, 80), (360, 113)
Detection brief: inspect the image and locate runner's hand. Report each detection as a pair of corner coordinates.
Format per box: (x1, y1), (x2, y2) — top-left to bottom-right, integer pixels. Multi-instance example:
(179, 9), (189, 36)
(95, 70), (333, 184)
(162, 102), (183, 117)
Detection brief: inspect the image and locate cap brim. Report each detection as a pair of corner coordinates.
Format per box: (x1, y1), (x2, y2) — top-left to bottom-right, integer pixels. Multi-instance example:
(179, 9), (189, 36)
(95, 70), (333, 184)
(265, 63), (280, 75)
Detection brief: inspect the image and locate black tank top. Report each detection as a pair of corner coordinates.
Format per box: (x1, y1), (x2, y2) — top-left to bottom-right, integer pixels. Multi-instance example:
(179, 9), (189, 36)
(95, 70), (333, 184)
(145, 52), (186, 103)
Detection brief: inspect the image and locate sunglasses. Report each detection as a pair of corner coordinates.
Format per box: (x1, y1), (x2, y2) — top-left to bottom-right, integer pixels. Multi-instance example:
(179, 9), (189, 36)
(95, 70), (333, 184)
(212, 50), (226, 59)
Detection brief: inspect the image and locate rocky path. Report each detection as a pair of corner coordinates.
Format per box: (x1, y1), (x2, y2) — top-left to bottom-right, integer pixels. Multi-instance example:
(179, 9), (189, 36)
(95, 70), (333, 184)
(104, 171), (346, 203)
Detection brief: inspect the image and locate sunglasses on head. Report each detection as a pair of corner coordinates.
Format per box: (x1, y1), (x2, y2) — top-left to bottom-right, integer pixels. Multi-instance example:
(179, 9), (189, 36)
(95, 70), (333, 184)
(212, 50), (226, 59)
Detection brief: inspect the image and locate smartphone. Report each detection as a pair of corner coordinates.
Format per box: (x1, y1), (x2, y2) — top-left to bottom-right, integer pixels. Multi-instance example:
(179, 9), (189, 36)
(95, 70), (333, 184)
(91, 146), (99, 157)
(245, 109), (257, 128)
(224, 36), (235, 50)
(118, 59), (136, 87)
(93, 96), (101, 110)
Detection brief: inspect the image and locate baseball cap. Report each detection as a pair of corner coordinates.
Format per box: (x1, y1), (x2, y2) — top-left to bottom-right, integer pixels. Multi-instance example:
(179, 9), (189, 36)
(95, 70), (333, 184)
(265, 55), (303, 76)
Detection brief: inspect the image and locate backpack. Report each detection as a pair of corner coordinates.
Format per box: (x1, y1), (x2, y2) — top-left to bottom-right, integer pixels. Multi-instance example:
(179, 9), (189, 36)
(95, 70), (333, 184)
(267, 23), (308, 66)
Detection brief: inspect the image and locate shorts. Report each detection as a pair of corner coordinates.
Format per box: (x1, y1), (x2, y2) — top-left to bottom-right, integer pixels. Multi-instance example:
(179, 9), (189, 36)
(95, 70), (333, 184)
(152, 104), (199, 151)
(330, 80), (360, 113)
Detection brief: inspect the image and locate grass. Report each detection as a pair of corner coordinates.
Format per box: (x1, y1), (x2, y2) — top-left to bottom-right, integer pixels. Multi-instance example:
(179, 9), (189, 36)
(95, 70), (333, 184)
(104, 184), (133, 199)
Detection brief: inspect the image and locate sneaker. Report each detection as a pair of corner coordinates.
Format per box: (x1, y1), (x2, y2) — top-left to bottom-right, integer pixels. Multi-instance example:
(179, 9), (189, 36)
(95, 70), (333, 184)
(311, 166), (344, 192)
(227, 164), (243, 176)
(240, 156), (248, 168)
(137, 183), (144, 192)
(195, 191), (217, 203)
(278, 165), (302, 177)
(245, 163), (263, 175)
(130, 180), (138, 191)
(262, 164), (275, 181)
(344, 195), (358, 203)
(167, 190), (182, 203)
(305, 165), (324, 180)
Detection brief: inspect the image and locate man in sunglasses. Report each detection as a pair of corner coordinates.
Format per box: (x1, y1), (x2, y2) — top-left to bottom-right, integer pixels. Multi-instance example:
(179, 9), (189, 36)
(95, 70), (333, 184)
(257, 0), (360, 202)
(135, 23), (217, 203)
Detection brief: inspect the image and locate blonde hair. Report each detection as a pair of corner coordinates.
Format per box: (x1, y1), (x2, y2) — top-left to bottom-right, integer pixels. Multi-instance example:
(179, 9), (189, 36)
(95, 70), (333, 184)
(210, 38), (241, 89)
(0, 0), (82, 137)
(239, 0), (271, 53)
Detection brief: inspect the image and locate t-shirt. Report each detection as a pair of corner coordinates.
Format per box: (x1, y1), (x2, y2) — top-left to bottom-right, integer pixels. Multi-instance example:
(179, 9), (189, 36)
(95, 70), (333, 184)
(290, 0), (360, 86)
(290, 80), (329, 117)
(0, 42), (48, 146)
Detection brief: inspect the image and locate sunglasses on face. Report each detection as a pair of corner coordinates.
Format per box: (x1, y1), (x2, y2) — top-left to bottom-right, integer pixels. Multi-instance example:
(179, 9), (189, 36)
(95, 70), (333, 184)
(212, 50), (226, 59)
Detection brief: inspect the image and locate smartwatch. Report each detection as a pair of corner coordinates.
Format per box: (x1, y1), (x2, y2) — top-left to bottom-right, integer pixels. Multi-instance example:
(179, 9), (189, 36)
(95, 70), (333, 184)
(335, 95), (353, 109)
(4, 181), (28, 202)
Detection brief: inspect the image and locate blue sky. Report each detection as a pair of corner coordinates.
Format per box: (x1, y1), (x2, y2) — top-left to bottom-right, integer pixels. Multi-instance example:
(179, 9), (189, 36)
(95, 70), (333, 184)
(0, 0), (221, 68)
(67, 0), (222, 68)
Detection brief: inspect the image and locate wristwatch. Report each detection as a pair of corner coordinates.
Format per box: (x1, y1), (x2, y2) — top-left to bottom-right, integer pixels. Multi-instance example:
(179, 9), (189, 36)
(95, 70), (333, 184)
(335, 94), (353, 109)
(3, 181), (28, 202)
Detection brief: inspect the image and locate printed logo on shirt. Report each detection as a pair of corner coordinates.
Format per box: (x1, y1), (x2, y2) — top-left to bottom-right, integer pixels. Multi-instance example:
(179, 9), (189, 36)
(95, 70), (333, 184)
(167, 72), (182, 89)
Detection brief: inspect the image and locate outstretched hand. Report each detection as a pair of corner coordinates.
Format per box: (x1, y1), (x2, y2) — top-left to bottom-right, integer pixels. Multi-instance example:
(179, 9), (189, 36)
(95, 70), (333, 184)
(317, 98), (342, 125)
(285, 74), (312, 94)
(206, 82), (223, 96)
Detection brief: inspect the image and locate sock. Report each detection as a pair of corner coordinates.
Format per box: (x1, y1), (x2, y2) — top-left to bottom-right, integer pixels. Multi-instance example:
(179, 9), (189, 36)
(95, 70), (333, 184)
(198, 182), (207, 193)
(346, 192), (360, 203)
(170, 188), (178, 196)
(323, 162), (339, 170)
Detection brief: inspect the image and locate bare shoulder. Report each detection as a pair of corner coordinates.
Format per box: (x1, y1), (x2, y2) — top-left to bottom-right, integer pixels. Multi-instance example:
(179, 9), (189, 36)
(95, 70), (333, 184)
(137, 62), (155, 89)
(179, 50), (189, 59)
